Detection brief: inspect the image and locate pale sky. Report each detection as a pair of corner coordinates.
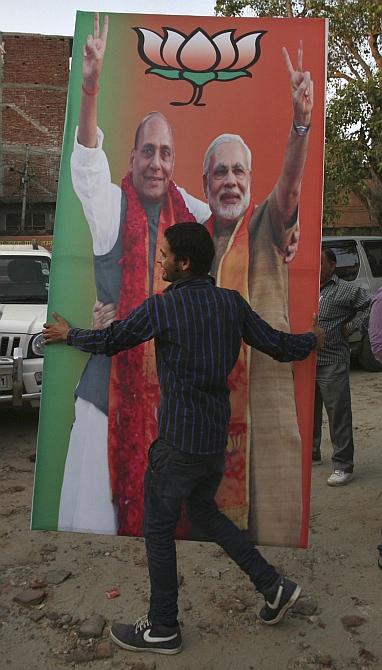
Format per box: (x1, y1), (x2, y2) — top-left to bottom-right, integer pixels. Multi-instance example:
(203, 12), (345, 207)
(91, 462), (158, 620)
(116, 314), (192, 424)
(1, 1), (218, 36)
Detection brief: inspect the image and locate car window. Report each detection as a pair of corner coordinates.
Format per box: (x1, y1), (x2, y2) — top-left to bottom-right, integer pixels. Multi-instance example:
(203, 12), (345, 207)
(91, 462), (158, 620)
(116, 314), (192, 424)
(322, 240), (359, 281)
(0, 255), (51, 303)
(362, 240), (382, 277)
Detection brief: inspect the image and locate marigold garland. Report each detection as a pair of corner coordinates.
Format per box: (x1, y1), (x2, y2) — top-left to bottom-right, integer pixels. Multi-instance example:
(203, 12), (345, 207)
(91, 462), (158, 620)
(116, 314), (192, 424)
(108, 173), (196, 536)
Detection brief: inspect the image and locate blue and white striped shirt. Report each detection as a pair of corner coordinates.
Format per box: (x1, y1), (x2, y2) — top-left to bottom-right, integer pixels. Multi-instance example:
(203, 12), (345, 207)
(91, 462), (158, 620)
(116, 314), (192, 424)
(68, 277), (316, 454)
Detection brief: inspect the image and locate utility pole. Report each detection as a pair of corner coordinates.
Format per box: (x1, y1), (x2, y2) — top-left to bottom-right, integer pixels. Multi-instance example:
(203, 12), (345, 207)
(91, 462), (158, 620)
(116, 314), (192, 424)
(20, 145), (29, 233)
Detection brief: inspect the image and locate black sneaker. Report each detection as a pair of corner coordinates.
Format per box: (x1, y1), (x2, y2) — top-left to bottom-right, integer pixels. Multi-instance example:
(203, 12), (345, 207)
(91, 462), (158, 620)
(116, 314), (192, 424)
(110, 614), (182, 655)
(312, 451), (322, 465)
(259, 577), (301, 625)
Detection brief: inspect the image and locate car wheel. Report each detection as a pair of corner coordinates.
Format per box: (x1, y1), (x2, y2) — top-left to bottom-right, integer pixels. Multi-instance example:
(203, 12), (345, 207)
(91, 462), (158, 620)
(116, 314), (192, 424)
(358, 334), (382, 372)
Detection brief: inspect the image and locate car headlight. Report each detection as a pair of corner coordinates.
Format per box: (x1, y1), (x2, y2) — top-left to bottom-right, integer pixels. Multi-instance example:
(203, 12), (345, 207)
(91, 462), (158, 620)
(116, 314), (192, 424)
(30, 333), (45, 357)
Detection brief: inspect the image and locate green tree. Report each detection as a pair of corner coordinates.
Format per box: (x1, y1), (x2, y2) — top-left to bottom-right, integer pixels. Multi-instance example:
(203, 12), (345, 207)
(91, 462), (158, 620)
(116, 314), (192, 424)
(215, 0), (382, 229)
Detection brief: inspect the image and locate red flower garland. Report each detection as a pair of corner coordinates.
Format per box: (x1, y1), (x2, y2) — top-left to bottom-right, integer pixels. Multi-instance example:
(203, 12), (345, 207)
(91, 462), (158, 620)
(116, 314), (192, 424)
(108, 173), (196, 536)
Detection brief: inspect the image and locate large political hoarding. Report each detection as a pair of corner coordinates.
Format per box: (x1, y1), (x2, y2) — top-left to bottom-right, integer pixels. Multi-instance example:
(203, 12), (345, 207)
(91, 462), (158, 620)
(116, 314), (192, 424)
(32, 11), (327, 548)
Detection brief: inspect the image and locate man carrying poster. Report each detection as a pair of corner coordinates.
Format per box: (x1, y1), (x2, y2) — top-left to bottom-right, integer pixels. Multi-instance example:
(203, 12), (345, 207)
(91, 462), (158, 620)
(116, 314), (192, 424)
(43, 223), (325, 654)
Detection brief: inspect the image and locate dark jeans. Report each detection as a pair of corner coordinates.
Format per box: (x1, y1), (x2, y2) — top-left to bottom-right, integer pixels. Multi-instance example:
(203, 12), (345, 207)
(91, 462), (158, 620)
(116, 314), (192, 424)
(144, 440), (278, 627)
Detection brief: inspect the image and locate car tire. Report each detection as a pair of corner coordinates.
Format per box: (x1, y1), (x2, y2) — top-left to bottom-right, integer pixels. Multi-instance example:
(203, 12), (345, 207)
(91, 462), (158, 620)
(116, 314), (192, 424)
(358, 334), (382, 372)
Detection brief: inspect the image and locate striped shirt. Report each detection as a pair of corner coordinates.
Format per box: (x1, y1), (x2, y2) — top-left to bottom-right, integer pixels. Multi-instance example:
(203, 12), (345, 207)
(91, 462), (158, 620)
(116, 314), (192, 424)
(68, 277), (316, 454)
(318, 273), (371, 366)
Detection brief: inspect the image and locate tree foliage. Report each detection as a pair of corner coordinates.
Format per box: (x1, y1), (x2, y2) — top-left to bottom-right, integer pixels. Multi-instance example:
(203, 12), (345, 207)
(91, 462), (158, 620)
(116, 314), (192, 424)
(215, 0), (382, 228)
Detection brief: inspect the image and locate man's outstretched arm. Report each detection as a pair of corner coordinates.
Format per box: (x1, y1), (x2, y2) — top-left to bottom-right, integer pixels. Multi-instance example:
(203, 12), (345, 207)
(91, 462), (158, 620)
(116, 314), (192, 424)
(43, 301), (154, 356)
(242, 300), (324, 361)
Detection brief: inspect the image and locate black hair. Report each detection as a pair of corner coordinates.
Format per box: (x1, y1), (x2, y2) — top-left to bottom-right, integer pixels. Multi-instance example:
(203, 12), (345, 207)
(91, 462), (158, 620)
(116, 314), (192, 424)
(322, 246), (337, 264)
(164, 223), (215, 275)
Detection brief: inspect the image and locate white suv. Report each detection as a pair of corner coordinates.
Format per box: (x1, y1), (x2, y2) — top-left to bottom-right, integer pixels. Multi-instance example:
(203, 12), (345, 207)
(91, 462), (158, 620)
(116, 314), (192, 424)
(0, 244), (51, 406)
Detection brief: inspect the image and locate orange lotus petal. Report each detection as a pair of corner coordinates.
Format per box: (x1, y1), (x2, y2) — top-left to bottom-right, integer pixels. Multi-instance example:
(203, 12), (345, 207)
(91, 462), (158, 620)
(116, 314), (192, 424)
(234, 32), (264, 70)
(162, 28), (186, 68)
(178, 30), (218, 72)
(212, 31), (237, 70)
(135, 28), (166, 67)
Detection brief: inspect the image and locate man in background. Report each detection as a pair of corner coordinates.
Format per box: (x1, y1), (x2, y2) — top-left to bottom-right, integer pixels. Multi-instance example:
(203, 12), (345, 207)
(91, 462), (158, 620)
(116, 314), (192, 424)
(313, 247), (371, 485)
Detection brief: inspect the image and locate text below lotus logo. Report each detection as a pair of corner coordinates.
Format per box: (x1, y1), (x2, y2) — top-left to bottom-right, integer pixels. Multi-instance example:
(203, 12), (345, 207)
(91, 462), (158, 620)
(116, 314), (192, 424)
(134, 27), (267, 107)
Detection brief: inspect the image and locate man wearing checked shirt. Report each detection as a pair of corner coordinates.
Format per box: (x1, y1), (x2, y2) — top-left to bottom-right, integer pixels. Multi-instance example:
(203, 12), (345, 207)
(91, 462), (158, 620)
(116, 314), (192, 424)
(313, 247), (371, 486)
(43, 223), (324, 655)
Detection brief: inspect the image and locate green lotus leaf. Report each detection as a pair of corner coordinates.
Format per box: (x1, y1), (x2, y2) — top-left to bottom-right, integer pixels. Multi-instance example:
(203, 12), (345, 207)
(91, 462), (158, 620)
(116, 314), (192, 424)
(182, 71), (216, 86)
(147, 68), (181, 80)
(216, 70), (250, 81)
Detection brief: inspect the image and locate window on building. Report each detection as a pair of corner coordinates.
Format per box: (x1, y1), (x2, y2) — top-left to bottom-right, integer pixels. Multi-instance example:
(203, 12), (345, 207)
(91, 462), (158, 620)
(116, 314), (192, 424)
(5, 213), (20, 233)
(5, 211), (47, 233)
(24, 213), (46, 232)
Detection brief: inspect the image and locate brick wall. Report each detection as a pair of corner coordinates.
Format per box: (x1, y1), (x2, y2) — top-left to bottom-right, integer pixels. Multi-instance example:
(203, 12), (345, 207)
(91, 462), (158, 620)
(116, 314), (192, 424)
(0, 32), (71, 231)
(324, 192), (374, 236)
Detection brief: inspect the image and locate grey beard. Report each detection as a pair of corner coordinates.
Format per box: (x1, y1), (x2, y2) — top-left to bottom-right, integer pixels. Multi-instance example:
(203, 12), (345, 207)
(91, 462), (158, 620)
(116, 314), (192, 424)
(208, 187), (251, 223)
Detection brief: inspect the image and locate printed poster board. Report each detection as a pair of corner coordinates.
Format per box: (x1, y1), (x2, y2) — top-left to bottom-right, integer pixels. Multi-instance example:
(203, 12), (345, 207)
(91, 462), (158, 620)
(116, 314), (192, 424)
(32, 11), (327, 548)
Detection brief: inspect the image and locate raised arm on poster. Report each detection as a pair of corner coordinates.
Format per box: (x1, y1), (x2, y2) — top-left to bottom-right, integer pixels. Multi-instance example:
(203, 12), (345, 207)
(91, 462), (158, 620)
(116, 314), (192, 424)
(72, 11), (210, 307)
(203, 43), (312, 274)
(271, 41), (313, 260)
(78, 12), (109, 148)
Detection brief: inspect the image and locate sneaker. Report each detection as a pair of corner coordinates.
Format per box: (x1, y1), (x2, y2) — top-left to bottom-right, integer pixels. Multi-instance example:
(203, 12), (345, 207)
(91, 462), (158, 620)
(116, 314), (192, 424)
(312, 453), (322, 465)
(110, 614), (182, 655)
(327, 470), (353, 487)
(259, 576), (301, 625)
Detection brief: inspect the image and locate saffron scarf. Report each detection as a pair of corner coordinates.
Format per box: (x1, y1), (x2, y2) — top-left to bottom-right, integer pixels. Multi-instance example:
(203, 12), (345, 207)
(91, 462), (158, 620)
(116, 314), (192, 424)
(108, 173), (195, 535)
(205, 200), (255, 529)
(209, 195), (303, 545)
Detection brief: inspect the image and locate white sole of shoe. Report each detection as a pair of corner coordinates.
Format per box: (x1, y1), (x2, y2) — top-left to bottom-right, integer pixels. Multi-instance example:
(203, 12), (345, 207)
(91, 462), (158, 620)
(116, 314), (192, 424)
(327, 473), (353, 487)
(260, 584), (302, 625)
(110, 629), (182, 655)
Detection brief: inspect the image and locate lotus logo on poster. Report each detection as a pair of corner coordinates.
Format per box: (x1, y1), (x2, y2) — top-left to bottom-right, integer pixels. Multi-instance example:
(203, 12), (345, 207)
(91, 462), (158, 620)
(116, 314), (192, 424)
(133, 27), (267, 107)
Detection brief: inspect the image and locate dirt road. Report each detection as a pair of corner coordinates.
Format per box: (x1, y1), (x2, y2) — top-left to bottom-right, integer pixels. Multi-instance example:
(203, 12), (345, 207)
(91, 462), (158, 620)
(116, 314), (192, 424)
(0, 366), (381, 670)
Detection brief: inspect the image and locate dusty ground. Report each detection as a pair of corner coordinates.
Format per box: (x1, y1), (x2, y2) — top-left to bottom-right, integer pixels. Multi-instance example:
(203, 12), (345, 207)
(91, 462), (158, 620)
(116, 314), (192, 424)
(0, 366), (381, 670)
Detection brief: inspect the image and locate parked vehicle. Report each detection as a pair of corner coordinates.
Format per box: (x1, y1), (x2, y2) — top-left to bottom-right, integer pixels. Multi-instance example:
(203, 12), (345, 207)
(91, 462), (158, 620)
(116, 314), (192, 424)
(322, 236), (382, 371)
(0, 244), (51, 406)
